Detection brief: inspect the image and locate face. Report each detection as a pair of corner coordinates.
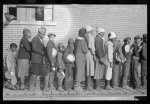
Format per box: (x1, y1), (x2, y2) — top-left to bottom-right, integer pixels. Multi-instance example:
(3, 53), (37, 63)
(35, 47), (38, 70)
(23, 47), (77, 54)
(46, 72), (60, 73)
(135, 39), (141, 44)
(59, 47), (64, 51)
(50, 36), (55, 42)
(127, 40), (131, 44)
(11, 47), (17, 52)
(27, 32), (31, 38)
(99, 32), (105, 37)
(69, 43), (74, 50)
(39, 33), (45, 39)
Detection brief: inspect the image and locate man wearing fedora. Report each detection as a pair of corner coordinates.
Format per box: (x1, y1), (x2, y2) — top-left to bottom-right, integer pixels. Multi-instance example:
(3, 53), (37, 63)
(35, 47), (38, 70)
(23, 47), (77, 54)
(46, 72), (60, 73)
(29, 27), (46, 91)
(44, 33), (57, 91)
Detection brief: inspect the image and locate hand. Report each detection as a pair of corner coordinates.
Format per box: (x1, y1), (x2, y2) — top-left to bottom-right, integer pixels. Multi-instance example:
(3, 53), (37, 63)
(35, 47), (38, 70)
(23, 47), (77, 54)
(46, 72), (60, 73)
(93, 55), (97, 62)
(110, 62), (113, 68)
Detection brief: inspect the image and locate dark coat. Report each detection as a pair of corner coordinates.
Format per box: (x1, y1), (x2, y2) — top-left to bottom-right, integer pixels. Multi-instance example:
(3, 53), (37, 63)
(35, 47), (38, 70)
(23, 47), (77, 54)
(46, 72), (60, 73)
(45, 39), (56, 67)
(31, 35), (44, 63)
(95, 35), (105, 59)
(17, 36), (31, 60)
(74, 37), (89, 82)
(140, 42), (147, 60)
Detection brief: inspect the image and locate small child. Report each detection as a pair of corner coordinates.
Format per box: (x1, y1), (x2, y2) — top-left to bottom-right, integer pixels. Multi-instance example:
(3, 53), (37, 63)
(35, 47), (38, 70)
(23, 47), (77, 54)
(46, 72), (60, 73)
(63, 38), (75, 91)
(56, 43), (65, 91)
(3, 43), (18, 90)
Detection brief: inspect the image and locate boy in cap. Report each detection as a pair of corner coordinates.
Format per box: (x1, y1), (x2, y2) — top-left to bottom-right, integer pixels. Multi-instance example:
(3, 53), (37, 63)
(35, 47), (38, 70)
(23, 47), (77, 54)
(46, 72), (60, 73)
(44, 33), (57, 91)
(29, 27), (46, 91)
(84, 25), (96, 91)
(56, 43), (65, 91)
(63, 38), (75, 91)
(130, 35), (142, 89)
(140, 34), (147, 89)
(17, 28), (31, 90)
(3, 43), (18, 90)
(121, 37), (132, 89)
(94, 28), (107, 91)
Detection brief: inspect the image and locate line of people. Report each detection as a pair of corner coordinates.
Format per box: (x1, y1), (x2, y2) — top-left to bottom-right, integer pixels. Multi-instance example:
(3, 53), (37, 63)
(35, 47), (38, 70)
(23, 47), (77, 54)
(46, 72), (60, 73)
(3, 26), (147, 91)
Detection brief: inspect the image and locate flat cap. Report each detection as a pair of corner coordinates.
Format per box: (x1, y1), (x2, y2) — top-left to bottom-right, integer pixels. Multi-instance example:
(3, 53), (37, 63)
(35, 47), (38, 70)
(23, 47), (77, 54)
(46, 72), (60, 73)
(143, 33), (147, 39)
(124, 37), (131, 42)
(58, 43), (64, 48)
(134, 35), (142, 40)
(47, 33), (56, 37)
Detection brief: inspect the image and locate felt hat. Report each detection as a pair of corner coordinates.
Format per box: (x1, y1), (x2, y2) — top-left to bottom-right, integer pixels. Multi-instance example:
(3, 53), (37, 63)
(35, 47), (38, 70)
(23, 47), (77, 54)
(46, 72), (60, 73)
(38, 27), (46, 35)
(134, 35), (142, 40)
(109, 32), (116, 39)
(47, 32), (56, 37)
(85, 25), (93, 32)
(58, 43), (64, 48)
(98, 28), (105, 33)
(78, 28), (86, 37)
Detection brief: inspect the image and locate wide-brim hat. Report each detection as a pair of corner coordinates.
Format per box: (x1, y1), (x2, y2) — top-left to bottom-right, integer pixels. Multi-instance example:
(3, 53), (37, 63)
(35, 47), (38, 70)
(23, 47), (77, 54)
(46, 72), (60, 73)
(38, 27), (46, 35)
(5, 71), (14, 79)
(109, 32), (116, 39)
(97, 28), (105, 33)
(57, 71), (65, 79)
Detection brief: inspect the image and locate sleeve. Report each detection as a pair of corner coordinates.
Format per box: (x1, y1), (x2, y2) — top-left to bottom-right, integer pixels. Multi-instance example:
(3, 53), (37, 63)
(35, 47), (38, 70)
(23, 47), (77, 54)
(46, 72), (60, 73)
(132, 44), (139, 56)
(107, 42), (113, 63)
(32, 38), (44, 56)
(81, 40), (89, 54)
(57, 52), (62, 69)
(47, 42), (54, 65)
(118, 42), (124, 58)
(21, 38), (31, 52)
(63, 48), (70, 64)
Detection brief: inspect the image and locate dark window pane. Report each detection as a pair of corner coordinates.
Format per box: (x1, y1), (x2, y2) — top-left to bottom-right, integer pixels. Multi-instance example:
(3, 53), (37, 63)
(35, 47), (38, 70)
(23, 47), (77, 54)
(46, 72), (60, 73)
(9, 7), (17, 20)
(35, 7), (44, 21)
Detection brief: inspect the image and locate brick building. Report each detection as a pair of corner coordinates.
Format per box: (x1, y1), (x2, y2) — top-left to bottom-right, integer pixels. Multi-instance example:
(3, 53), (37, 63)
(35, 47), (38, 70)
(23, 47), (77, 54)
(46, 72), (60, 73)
(3, 5), (147, 55)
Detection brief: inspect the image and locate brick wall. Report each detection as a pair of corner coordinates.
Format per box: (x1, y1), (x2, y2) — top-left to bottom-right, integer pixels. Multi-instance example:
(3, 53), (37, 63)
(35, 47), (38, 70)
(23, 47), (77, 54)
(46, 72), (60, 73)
(3, 5), (147, 55)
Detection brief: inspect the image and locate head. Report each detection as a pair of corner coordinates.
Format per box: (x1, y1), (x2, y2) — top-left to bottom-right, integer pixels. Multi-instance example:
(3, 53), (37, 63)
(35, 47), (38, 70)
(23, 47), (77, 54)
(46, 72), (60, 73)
(23, 28), (31, 38)
(10, 43), (17, 52)
(38, 27), (46, 39)
(134, 35), (142, 44)
(78, 28), (86, 37)
(85, 25), (93, 35)
(143, 33), (147, 43)
(68, 38), (74, 50)
(97, 28), (105, 37)
(58, 43), (64, 51)
(108, 32), (117, 42)
(47, 33), (56, 42)
(124, 37), (131, 45)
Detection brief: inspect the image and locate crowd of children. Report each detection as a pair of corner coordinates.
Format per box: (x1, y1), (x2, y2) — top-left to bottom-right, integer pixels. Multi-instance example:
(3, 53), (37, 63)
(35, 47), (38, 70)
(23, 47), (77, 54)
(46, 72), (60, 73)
(3, 26), (147, 92)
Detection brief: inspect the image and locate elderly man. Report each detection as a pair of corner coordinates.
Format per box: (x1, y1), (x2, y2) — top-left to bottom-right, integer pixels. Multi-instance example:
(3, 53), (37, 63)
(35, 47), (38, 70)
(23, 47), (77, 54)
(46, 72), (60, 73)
(29, 27), (46, 91)
(44, 33), (57, 91)
(84, 25), (96, 91)
(94, 28), (106, 91)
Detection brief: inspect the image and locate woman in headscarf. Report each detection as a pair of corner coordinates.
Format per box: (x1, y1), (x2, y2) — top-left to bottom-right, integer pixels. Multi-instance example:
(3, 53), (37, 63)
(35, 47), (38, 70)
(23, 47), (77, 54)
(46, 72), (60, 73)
(74, 28), (89, 91)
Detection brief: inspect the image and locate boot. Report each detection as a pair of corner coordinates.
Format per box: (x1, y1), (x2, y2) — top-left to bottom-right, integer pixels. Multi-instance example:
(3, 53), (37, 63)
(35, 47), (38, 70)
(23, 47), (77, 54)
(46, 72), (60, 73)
(87, 76), (93, 91)
(29, 74), (36, 91)
(95, 79), (101, 91)
(44, 75), (49, 92)
(74, 81), (83, 91)
(104, 80), (112, 90)
(35, 76), (41, 91)
(49, 72), (56, 90)
(58, 78), (64, 91)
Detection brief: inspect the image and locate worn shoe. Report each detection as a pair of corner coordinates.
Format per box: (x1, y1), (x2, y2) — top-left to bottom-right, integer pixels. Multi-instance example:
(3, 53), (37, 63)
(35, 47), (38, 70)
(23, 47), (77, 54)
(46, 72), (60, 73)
(74, 86), (84, 91)
(122, 86), (130, 90)
(95, 86), (101, 91)
(58, 87), (64, 91)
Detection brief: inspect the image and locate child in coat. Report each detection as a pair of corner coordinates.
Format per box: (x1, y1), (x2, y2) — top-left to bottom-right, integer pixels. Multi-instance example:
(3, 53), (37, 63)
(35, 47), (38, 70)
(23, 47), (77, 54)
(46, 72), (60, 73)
(56, 43), (65, 91)
(3, 43), (19, 90)
(63, 38), (75, 91)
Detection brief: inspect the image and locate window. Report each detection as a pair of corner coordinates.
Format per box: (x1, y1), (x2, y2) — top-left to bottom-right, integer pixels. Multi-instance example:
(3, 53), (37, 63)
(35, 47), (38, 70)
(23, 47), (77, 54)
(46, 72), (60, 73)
(7, 5), (53, 21)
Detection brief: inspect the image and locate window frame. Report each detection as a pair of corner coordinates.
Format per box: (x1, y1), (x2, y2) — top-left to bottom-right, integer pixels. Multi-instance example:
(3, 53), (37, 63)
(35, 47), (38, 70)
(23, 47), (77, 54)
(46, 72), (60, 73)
(6, 5), (56, 26)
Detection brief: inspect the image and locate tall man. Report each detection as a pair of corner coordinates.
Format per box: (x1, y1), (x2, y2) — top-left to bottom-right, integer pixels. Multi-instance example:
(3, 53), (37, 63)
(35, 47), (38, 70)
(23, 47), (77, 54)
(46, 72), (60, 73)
(94, 28), (106, 91)
(140, 34), (147, 89)
(84, 25), (96, 91)
(29, 27), (46, 91)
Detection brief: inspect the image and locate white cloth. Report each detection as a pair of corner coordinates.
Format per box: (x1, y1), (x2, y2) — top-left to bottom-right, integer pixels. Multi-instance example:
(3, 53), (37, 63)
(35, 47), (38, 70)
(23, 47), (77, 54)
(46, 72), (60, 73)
(85, 25), (93, 32)
(109, 32), (116, 39)
(98, 28), (105, 33)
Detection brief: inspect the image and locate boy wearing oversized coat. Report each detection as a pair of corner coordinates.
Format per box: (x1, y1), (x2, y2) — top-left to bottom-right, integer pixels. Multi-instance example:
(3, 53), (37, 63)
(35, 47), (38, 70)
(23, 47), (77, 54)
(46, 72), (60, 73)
(44, 33), (57, 91)
(63, 38), (75, 91)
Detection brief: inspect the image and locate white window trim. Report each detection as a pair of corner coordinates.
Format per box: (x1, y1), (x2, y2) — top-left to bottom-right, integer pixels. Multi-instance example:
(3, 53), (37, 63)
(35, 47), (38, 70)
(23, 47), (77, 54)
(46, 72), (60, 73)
(8, 20), (57, 26)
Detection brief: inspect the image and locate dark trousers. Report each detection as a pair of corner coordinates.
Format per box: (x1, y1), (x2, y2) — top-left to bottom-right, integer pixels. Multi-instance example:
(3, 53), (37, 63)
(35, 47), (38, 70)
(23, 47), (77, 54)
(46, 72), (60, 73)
(121, 60), (131, 87)
(111, 62), (120, 87)
(141, 60), (147, 87)
(130, 59), (140, 89)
